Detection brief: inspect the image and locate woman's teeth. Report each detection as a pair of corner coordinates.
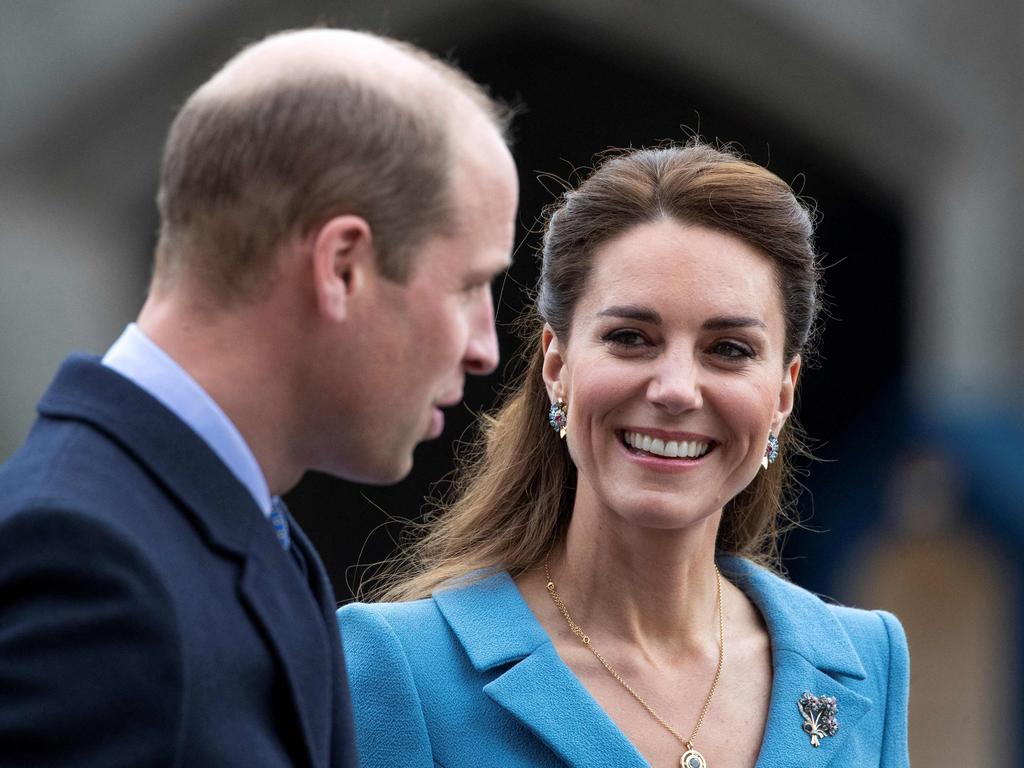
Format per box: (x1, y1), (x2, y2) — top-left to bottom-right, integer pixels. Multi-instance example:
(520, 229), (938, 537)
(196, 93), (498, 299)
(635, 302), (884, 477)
(623, 430), (710, 459)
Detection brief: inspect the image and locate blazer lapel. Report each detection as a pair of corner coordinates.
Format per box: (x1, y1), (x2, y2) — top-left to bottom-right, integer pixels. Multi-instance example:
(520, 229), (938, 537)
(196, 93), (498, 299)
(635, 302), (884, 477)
(288, 515), (358, 767)
(718, 557), (874, 768)
(238, 538), (333, 768)
(39, 356), (333, 767)
(755, 650), (872, 768)
(435, 571), (647, 768)
(484, 644), (648, 768)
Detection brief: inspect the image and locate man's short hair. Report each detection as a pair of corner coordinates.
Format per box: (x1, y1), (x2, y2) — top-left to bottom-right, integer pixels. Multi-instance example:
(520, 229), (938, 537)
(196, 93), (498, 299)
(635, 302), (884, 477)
(153, 34), (510, 301)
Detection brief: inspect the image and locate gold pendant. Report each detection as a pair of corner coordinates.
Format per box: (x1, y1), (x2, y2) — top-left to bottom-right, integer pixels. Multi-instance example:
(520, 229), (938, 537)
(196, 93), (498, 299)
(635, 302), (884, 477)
(681, 748), (707, 768)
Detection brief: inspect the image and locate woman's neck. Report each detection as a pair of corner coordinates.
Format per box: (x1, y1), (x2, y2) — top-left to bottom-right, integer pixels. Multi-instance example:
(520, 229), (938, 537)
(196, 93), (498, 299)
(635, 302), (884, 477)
(548, 494), (724, 665)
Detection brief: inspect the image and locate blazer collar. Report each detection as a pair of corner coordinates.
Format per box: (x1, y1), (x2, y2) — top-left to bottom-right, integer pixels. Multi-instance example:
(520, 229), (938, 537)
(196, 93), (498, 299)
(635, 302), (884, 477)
(38, 355), (335, 767)
(435, 571), (647, 767)
(718, 557), (873, 767)
(39, 355), (267, 557)
(717, 556), (866, 679)
(435, 559), (874, 768)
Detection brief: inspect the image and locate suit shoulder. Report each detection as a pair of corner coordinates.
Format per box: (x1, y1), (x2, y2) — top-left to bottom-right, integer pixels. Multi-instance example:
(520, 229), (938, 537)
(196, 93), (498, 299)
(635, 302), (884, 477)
(0, 505), (179, 624)
(0, 507), (185, 762)
(0, 507), (182, 658)
(1, 415), (152, 523)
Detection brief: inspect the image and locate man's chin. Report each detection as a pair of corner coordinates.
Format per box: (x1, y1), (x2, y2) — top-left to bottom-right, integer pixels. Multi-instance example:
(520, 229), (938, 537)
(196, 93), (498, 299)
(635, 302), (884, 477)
(318, 451), (414, 486)
(371, 459), (414, 486)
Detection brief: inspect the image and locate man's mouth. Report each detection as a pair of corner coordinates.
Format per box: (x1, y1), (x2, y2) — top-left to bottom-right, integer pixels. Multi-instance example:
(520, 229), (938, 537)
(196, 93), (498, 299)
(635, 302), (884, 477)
(621, 430), (713, 459)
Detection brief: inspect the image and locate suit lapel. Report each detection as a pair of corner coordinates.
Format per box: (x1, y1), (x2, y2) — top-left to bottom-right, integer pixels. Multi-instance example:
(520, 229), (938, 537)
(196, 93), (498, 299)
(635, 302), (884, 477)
(288, 515), (358, 767)
(39, 355), (333, 767)
(435, 571), (647, 768)
(718, 557), (874, 768)
(238, 535), (333, 768)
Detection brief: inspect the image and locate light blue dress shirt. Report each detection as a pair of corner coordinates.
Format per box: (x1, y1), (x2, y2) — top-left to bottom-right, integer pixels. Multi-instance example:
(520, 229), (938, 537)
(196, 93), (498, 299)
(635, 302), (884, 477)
(102, 323), (273, 519)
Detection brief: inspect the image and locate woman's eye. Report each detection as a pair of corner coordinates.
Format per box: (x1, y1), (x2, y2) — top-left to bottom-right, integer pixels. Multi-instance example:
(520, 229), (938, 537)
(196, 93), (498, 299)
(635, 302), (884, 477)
(711, 340), (756, 359)
(602, 329), (648, 347)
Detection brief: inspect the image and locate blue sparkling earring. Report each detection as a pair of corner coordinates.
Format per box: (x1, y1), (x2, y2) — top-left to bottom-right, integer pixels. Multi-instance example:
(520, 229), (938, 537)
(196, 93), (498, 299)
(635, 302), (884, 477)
(548, 399), (567, 439)
(761, 433), (780, 470)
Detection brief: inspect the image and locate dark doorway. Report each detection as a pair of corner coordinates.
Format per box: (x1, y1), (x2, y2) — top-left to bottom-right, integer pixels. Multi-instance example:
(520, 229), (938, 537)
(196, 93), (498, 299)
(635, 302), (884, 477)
(289, 24), (905, 601)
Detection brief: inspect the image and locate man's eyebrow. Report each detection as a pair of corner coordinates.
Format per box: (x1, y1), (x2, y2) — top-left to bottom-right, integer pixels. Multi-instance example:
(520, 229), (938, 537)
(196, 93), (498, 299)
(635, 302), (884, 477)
(701, 315), (767, 331)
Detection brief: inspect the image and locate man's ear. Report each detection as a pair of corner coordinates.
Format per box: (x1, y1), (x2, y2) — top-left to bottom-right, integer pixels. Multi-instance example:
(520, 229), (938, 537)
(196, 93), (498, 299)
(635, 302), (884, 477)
(772, 354), (802, 434)
(542, 325), (566, 402)
(310, 215), (373, 322)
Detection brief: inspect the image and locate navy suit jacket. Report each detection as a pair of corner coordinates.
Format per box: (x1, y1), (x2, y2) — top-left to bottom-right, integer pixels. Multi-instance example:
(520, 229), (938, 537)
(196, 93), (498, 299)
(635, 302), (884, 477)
(0, 355), (357, 767)
(339, 557), (910, 767)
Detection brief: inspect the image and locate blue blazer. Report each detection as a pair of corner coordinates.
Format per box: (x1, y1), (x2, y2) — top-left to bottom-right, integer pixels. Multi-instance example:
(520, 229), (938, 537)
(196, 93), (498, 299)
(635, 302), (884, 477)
(0, 355), (357, 767)
(339, 556), (909, 767)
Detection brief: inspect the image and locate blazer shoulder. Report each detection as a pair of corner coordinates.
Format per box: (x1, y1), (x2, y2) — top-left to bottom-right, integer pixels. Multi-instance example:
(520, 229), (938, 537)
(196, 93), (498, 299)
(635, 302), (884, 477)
(338, 596), (468, 687)
(336, 600), (438, 767)
(828, 603), (909, 672)
(337, 598), (445, 666)
(828, 605), (910, 764)
(830, 604), (909, 683)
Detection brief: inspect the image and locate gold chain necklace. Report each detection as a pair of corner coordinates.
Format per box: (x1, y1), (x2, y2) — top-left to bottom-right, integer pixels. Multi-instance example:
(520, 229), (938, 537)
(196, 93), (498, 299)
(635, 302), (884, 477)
(544, 559), (724, 768)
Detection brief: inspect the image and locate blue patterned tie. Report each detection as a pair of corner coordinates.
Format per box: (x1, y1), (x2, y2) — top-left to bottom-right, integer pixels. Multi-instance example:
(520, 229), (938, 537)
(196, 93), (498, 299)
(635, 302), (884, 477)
(268, 496), (290, 550)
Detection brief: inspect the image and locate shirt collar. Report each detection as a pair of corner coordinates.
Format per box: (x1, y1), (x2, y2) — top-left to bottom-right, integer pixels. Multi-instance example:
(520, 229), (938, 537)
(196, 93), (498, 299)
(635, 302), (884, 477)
(102, 323), (273, 516)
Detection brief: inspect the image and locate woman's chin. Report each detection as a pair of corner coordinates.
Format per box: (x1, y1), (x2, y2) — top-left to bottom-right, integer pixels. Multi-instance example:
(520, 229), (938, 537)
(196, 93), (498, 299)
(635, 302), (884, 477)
(607, 499), (722, 533)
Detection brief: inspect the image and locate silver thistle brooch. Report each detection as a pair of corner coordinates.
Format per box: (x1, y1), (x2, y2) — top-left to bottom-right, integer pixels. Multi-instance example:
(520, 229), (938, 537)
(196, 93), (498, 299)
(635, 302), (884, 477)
(797, 692), (839, 747)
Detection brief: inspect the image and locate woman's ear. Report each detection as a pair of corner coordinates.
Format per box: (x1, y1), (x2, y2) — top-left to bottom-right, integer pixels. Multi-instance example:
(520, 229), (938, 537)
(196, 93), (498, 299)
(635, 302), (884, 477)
(310, 215), (373, 322)
(542, 325), (566, 402)
(772, 355), (802, 434)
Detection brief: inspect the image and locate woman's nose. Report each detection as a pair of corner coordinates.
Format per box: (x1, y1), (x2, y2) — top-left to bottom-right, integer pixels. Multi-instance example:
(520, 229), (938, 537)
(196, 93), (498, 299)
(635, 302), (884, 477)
(646, 354), (702, 414)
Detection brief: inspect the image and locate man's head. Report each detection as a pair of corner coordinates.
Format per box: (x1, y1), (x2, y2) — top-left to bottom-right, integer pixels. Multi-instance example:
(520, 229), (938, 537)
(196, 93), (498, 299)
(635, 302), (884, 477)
(154, 29), (512, 299)
(144, 29), (519, 488)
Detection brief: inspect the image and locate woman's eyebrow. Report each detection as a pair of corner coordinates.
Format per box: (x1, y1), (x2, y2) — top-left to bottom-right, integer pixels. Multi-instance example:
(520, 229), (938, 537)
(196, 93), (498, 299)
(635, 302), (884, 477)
(596, 307), (766, 332)
(597, 305), (662, 324)
(702, 315), (767, 330)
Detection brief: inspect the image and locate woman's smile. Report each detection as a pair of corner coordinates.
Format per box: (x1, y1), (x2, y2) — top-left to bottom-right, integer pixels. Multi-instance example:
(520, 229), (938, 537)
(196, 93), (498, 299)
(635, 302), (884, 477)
(618, 429), (716, 471)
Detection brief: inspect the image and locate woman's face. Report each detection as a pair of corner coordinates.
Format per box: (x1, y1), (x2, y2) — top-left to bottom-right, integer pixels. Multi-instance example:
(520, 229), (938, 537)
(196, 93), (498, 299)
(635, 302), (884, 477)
(543, 217), (800, 531)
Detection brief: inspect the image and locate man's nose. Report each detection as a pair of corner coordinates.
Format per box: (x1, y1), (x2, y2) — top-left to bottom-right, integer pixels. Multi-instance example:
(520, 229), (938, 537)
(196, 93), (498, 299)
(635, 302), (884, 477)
(464, 290), (500, 376)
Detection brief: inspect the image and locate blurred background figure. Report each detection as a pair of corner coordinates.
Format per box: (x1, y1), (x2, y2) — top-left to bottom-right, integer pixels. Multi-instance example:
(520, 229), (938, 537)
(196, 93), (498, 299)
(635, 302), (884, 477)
(1, 2), (1021, 764)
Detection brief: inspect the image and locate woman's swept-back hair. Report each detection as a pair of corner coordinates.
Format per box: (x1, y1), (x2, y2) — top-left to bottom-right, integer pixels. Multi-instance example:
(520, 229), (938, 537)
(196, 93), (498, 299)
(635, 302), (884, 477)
(369, 140), (822, 602)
